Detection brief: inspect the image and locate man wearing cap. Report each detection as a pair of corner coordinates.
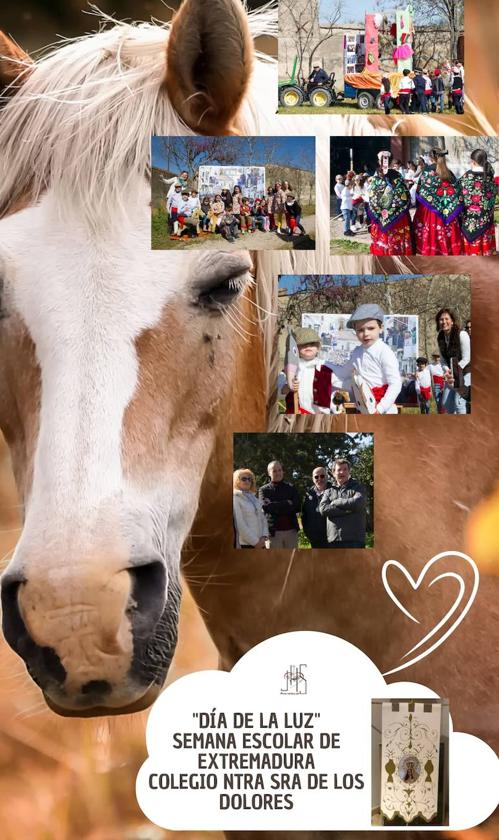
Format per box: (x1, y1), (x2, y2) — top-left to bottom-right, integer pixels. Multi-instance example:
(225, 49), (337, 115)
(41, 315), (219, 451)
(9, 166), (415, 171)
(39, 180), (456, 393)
(258, 461), (301, 549)
(280, 327), (340, 414)
(307, 64), (329, 90)
(319, 459), (367, 549)
(302, 466), (332, 549)
(328, 304), (402, 414)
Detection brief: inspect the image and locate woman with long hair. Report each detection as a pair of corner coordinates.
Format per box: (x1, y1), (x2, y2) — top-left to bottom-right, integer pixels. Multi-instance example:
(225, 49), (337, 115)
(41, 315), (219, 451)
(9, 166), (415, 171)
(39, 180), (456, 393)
(435, 308), (470, 415)
(367, 151), (413, 255)
(458, 148), (497, 256)
(233, 469), (268, 548)
(413, 148), (464, 255)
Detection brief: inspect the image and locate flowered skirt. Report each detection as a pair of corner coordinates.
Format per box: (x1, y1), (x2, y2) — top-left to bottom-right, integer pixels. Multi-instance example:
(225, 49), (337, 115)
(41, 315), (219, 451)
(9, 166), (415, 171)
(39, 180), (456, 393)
(414, 205), (463, 255)
(369, 215), (414, 256)
(463, 223), (497, 256)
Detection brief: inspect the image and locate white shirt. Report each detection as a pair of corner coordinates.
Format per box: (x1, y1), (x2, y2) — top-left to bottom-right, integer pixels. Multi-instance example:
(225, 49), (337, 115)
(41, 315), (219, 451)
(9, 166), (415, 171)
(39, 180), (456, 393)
(399, 77), (415, 92)
(440, 330), (471, 387)
(330, 339), (402, 414)
(334, 183), (345, 198)
(429, 362), (444, 379)
(167, 190), (183, 212)
(187, 195), (201, 212)
(415, 367), (432, 392)
(341, 187), (353, 210)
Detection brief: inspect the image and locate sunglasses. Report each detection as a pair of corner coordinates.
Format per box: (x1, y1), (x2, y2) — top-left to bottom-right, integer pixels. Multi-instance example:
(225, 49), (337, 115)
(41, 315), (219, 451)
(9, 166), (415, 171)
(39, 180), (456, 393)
(314, 474), (326, 479)
(240, 476), (252, 482)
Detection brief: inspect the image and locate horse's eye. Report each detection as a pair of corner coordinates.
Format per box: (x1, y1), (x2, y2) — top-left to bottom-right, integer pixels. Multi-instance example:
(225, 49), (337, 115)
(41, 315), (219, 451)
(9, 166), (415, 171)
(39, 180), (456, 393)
(196, 276), (242, 310)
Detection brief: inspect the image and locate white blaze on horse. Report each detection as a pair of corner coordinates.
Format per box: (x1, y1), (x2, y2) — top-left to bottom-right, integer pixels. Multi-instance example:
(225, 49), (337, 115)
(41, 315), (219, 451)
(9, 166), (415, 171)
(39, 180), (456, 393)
(0, 0), (277, 716)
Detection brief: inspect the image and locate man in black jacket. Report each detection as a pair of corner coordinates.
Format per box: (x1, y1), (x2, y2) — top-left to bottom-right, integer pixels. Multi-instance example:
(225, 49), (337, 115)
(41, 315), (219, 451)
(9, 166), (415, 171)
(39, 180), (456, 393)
(302, 467), (331, 548)
(413, 69), (427, 113)
(319, 459), (367, 548)
(307, 65), (329, 89)
(259, 461), (301, 549)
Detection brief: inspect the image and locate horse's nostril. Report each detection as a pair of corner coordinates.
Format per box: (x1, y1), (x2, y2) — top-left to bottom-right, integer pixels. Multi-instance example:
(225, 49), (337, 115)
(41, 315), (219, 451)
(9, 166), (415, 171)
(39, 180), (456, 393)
(81, 679), (112, 696)
(127, 560), (167, 639)
(1, 575), (27, 653)
(1, 575), (67, 686)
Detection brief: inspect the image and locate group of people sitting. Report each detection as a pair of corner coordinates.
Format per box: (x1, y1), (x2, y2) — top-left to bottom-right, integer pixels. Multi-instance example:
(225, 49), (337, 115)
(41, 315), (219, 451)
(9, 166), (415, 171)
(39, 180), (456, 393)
(334, 148), (497, 256)
(233, 459), (368, 550)
(380, 62), (465, 115)
(164, 171), (305, 243)
(280, 305), (471, 417)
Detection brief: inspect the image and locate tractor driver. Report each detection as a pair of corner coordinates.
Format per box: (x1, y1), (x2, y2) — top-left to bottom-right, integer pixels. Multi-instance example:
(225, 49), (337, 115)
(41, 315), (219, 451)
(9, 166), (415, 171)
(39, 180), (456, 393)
(307, 64), (329, 90)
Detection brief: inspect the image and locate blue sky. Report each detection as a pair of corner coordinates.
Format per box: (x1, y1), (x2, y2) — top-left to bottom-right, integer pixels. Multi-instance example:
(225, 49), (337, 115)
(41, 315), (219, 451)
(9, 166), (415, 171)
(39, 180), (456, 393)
(279, 275), (424, 294)
(151, 137), (315, 174)
(320, 0), (366, 24)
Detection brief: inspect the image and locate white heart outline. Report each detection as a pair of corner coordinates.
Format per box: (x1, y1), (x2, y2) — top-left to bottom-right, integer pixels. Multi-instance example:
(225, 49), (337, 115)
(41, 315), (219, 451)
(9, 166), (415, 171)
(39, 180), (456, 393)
(381, 550), (479, 677)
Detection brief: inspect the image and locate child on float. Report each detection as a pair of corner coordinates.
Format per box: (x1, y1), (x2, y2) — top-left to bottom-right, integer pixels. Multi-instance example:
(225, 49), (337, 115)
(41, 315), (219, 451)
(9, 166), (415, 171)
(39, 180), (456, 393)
(280, 327), (340, 415)
(414, 148), (464, 255)
(328, 304), (402, 415)
(458, 148), (497, 256)
(415, 357), (432, 414)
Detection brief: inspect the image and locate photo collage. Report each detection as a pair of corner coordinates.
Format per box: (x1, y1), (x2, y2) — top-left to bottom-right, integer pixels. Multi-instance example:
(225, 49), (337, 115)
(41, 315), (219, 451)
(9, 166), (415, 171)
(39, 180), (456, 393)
(0, 0), (497, 838)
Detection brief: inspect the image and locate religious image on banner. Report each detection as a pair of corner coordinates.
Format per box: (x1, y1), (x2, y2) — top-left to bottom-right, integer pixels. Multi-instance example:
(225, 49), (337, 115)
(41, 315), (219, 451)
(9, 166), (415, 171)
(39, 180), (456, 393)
(197, 166), (266, 199)
(301, 313), (419, 376)
(379, 701), (443, 824)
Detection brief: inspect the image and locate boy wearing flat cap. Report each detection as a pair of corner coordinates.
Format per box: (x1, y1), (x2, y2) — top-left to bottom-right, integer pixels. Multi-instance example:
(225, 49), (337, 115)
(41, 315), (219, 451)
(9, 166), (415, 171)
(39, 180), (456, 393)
(328, 304), (402, 415)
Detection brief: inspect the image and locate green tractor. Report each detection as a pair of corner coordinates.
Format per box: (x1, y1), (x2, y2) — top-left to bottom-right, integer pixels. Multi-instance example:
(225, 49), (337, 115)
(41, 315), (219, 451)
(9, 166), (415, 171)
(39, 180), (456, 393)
(278, 56), (339, 109)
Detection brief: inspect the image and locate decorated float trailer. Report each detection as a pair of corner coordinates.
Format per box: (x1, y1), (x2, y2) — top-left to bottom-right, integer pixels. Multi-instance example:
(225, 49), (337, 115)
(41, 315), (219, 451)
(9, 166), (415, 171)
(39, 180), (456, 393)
(279, 5), (414, 110)
(343, 5), (414, 109)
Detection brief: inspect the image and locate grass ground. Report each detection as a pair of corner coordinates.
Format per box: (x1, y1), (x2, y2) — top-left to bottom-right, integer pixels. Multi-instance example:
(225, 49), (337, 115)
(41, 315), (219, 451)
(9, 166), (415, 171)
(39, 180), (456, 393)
(278, 104), (380, 115)
(331, 238), (370, 254)
(152, 207), (316, 251)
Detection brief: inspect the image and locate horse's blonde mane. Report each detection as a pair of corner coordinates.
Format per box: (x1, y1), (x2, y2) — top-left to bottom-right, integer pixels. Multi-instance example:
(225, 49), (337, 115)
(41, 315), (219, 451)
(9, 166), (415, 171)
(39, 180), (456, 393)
(0, 5), (277, 225)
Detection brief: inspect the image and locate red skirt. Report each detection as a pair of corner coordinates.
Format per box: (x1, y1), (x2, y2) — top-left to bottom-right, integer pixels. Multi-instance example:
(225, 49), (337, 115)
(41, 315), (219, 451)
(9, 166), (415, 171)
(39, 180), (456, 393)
(414, 204), (463, 255)
(369, 215), (414, 256)
(463, 223), (497, 256)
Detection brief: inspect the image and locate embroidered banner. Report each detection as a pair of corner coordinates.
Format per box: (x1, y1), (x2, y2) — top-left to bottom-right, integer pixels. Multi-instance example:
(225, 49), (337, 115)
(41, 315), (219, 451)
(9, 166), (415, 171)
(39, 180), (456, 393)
(380, 701), (441, 823)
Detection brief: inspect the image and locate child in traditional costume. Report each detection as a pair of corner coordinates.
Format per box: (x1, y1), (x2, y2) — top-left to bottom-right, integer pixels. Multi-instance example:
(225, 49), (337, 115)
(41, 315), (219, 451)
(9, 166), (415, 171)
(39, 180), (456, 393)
(367, 151), (413, 255)
(429, 352), (445, 411)
(414, 148), (464, 255)
(459, 149), (497, 256)
(280, 328), (338, 415)
(328, 304), (402, 415)
(415, 357), (432, 414)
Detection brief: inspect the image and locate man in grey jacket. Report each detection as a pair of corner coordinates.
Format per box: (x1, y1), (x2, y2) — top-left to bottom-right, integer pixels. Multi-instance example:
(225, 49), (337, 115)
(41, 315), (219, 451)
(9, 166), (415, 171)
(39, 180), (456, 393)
(318, 458), (367, 548)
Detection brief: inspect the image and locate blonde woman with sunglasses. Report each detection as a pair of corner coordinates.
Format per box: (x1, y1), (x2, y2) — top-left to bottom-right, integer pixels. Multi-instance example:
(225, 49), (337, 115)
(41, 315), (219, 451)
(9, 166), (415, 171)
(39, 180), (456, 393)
(233, 469), (268, 549)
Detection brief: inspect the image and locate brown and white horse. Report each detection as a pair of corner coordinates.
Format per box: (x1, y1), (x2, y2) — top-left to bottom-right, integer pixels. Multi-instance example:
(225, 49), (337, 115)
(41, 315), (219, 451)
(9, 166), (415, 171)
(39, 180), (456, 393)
(0, 0), (497, 786)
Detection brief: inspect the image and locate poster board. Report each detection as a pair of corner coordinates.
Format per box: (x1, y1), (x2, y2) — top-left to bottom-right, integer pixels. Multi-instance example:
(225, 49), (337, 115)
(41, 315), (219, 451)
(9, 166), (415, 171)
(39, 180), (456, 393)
(198, 166), (266, 199)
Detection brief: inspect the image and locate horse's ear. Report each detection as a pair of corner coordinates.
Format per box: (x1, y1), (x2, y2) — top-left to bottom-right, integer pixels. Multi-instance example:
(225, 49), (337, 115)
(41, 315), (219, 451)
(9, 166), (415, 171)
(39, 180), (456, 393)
(165, 0), (253, 135)
(0, 32), (32, 98)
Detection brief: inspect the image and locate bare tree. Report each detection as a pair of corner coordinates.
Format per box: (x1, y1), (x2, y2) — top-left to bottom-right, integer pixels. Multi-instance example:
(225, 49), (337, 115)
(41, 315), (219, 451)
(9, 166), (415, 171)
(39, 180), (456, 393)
(280, 0), (343, 79)
(415, 0), (464, 61)
(158, 137), (239, 179)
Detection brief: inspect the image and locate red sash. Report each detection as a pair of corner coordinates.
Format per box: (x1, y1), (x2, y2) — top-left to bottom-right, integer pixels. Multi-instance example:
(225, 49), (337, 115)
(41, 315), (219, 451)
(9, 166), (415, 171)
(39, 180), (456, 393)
(371, 384), (389, 403)
(432, 375), (444, 386)
(419, 386), (432, 400)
